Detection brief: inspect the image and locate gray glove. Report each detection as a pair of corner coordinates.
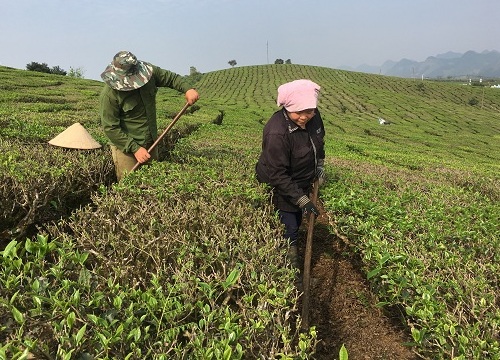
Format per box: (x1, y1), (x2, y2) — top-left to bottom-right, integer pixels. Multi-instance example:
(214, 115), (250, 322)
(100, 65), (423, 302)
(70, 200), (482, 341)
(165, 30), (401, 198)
(297, 195), (319, 216)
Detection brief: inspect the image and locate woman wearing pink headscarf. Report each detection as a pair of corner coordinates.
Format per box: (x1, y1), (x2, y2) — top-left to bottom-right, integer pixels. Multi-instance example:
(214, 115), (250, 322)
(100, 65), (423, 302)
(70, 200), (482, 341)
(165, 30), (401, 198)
(255, 79), (326, 274)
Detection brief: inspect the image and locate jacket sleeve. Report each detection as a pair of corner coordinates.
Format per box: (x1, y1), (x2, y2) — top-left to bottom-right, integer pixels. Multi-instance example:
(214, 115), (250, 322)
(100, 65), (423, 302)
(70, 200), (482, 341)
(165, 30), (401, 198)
(315, 108), (326, 161)
(100, 88), (141, 154)
(152, 65), (191, 93)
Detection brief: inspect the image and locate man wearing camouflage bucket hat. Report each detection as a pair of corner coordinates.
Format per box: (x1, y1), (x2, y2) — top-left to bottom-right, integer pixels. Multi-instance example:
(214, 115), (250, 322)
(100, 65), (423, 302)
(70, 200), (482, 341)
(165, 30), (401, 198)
(100, 50), (199, 181)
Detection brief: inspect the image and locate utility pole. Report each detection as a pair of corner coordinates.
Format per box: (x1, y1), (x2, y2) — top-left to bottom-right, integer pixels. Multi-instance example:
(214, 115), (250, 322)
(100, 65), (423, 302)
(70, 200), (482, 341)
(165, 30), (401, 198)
(267, 41), (269, 64)
(481, 79), (485, 109)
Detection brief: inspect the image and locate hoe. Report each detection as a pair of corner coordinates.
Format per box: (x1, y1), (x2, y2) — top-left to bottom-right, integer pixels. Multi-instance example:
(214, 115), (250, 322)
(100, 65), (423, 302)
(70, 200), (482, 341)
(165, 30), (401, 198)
(131, 102), (190, 172)
(301, 178), (320, 330)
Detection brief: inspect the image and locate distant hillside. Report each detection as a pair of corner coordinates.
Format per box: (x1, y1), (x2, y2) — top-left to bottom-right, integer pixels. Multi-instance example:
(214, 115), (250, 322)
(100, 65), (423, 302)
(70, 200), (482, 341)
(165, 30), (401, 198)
(340, 50), (500, 79)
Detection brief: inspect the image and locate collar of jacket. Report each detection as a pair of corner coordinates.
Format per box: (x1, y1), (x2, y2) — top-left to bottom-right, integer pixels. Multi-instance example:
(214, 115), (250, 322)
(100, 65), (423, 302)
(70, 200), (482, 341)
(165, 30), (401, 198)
(282, 108), (301, 133)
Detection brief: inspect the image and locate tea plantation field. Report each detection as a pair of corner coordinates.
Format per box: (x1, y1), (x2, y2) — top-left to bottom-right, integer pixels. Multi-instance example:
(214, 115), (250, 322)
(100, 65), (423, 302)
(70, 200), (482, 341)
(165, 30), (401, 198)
(1, 64), (499, 359)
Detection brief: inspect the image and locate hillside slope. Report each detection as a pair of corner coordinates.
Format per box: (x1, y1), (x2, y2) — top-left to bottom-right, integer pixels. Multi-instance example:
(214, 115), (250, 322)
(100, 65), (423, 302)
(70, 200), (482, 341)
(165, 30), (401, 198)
(197, 64), (500, 174)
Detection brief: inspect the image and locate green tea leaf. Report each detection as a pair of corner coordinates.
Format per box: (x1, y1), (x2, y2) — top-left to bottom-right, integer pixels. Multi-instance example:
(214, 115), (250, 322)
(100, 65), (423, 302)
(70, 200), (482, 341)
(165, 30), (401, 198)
(2, 240), (18, 258)
(339, 344), (348, 360)
(76, 324), (87, 344)
(11, 306), (24, 324)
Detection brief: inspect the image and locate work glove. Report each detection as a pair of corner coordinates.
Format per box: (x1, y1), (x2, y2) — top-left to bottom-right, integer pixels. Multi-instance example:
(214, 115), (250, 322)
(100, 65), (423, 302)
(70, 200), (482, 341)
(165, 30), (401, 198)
(297, 195), (319, 216)
(316, 159), (326, 187)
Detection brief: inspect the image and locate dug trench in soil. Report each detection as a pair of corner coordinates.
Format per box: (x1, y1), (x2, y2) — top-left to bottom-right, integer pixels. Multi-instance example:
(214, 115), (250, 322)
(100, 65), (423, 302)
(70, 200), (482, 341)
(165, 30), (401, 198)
(296, 202), (420, 360)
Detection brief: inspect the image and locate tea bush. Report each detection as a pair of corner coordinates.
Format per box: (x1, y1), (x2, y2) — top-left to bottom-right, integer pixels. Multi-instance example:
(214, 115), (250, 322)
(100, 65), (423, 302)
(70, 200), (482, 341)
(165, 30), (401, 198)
(322, 160), (500, 359)
(0, 138), (115, 241)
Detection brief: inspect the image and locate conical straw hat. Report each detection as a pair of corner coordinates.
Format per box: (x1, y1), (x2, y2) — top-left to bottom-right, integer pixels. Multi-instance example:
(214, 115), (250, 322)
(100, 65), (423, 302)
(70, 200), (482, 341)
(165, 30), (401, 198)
(48, 122), (102, 149)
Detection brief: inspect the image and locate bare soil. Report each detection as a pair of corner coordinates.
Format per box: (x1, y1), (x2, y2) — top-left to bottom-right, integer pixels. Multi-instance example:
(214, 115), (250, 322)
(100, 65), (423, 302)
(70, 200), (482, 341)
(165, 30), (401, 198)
(296, 203), (421, 360)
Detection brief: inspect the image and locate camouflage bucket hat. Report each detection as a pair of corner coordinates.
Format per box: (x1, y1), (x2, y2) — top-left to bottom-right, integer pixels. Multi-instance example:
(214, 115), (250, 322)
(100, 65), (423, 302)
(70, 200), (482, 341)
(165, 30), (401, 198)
(101, 51), (153, 91)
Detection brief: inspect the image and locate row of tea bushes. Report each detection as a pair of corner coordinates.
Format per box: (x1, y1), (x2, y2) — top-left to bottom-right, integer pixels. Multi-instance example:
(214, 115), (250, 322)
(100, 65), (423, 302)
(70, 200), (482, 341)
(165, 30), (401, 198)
(0, 116), (205, 244)
(0, 138), (115, 242)
(322, 160), (500, 359)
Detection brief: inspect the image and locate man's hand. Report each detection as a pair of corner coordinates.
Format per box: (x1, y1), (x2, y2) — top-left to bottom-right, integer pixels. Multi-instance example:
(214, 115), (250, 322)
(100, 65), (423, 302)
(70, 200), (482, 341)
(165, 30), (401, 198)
(185, 89), (199, 105)
(134, 147), (151, 164)
(297, 195), (319, 216)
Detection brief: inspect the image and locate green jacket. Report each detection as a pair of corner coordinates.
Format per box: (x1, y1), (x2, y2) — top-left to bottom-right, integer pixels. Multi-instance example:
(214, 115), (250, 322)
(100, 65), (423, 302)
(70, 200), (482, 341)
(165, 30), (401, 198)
(100, 65), (190, 154)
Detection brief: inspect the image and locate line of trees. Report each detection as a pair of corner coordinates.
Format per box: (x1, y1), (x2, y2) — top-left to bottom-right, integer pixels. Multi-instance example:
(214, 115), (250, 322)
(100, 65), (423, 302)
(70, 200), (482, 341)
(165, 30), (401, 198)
(26, 62), (85, 78)
(227, 59), (292, 67)
(275, 59), (292, 64)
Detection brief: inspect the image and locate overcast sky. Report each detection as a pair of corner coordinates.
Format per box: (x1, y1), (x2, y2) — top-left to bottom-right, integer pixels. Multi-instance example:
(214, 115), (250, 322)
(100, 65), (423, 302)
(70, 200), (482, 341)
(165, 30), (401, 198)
(1, 0), (498, 81)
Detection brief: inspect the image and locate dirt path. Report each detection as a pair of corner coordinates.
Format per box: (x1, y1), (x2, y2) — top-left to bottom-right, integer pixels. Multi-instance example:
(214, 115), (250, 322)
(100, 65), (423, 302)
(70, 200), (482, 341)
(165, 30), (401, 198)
(297, 206), (420, 360)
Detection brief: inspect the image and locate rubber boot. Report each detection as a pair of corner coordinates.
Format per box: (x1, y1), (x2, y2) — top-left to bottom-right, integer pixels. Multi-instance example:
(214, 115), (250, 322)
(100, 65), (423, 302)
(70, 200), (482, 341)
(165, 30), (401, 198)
(286, 245), (299, 268)
(286, 245), (303, 291)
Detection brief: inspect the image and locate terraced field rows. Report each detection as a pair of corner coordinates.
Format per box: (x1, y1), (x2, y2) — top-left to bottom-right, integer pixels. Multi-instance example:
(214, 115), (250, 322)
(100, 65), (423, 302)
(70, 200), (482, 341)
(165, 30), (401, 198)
(1, 64), (499, 359)
(200, 65), (500, 176)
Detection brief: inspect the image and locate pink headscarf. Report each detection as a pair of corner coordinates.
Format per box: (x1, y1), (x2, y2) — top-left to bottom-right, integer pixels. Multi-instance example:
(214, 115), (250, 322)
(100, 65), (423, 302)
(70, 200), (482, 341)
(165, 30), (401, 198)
(277, 79), (321, 112)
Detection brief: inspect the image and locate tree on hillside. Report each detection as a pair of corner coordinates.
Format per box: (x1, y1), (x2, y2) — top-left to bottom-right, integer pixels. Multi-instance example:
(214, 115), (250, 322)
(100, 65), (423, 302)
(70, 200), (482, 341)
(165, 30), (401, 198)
(285, 59), (292, 64)
(228, 60), (237, 67)
(67, 67), (85, 78)
(26, 62), (51, 73)
(26, 62), (67, 76)
(184, 66), (203, 88)
(50, 66), (67, 76)
(274, 59), (284, 64)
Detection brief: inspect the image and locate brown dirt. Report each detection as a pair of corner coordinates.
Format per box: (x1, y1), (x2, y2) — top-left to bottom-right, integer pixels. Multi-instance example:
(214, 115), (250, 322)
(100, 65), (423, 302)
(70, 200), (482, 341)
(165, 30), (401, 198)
(296, 203), (421, 360)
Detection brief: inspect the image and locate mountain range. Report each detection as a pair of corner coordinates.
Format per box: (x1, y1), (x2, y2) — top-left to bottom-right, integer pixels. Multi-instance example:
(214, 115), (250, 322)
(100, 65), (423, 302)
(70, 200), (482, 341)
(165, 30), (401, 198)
(339, 50), (500, 79)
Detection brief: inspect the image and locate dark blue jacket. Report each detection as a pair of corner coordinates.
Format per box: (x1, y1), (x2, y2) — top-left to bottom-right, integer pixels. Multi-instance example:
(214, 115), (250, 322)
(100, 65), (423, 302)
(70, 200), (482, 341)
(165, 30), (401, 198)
(255, 108), (325, 211)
